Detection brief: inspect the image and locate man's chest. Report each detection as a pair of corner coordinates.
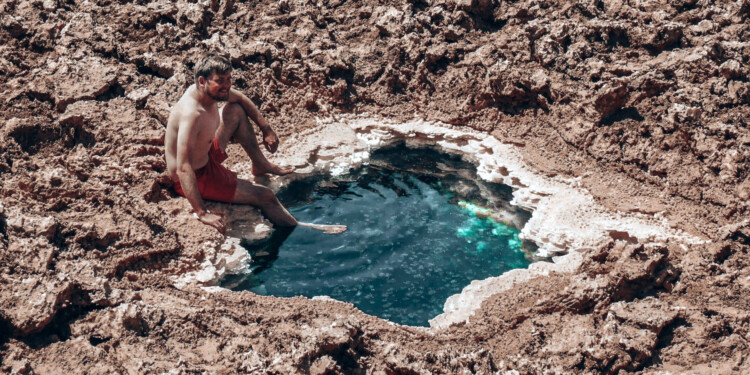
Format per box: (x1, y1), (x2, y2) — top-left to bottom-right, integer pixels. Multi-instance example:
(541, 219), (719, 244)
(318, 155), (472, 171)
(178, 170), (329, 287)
(195, 109), (220, 143)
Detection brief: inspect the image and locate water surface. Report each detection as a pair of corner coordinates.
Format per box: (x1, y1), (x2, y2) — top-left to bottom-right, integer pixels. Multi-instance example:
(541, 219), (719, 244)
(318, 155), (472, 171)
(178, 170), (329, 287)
(226, 144), (531, 326)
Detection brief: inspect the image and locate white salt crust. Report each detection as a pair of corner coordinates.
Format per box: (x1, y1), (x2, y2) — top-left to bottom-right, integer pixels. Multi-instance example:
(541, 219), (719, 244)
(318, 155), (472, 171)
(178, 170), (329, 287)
(175, 115), (706, 329)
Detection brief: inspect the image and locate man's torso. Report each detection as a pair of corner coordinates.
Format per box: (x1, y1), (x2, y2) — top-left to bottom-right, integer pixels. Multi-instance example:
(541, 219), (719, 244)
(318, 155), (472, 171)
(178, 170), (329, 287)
(165, 85), (221, 180)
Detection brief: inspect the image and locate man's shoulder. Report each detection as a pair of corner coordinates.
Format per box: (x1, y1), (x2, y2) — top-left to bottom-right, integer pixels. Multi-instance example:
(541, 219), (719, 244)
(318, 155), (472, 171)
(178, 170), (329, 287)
(171, 95), (203, 125)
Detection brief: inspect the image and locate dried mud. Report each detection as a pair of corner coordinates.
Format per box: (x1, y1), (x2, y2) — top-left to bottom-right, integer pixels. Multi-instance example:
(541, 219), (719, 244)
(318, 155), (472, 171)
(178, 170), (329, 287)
(1, 0), (749, 374)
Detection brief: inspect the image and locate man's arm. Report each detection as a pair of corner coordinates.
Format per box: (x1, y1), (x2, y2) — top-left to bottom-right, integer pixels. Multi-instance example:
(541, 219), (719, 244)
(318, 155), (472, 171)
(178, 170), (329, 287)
(175, 114), (224, 232)
(226, 88), (279, 153)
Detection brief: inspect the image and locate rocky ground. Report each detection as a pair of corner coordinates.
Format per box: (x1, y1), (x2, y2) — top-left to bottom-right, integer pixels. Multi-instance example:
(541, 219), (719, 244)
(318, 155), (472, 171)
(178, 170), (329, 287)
(1, 0), (749, 373)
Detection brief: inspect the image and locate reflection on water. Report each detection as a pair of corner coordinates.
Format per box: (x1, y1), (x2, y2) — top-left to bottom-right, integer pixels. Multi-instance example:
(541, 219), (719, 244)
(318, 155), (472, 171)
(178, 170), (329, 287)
(224, 143), (532, 326)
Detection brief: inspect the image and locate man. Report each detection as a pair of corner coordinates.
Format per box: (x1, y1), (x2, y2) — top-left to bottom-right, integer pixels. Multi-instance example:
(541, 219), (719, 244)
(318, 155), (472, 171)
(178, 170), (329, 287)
(165, 54), (346, 234)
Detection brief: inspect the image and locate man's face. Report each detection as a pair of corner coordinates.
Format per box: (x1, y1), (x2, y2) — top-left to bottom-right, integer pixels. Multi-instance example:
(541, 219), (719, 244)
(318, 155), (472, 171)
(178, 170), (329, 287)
(203, 71), (232, 101)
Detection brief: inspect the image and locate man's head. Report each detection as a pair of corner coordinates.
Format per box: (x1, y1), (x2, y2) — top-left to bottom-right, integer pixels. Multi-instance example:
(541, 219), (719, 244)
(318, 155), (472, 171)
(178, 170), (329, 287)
(194, 54), (232, 101)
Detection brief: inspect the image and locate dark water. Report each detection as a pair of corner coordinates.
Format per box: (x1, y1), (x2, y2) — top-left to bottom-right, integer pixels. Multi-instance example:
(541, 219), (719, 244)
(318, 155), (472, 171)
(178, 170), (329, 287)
(225, 144), (531, 326)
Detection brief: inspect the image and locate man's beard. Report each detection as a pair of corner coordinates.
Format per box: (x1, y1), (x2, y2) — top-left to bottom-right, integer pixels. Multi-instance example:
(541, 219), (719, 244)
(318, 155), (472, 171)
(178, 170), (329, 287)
(207, 90), (229, 101)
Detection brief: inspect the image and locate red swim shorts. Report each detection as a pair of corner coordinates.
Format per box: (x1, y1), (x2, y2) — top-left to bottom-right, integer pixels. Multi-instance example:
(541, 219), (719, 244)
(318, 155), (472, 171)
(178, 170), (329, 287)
(174, 138), (238, 203)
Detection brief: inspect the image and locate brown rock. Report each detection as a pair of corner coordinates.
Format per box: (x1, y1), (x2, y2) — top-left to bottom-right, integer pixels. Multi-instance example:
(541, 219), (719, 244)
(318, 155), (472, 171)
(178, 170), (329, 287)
(309, 355), (342, 375)
(593, 83), (629, 120)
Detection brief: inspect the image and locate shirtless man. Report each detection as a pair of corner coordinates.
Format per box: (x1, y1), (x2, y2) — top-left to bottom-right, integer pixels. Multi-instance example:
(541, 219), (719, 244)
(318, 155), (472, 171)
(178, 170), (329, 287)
(165, 54), (346, 234)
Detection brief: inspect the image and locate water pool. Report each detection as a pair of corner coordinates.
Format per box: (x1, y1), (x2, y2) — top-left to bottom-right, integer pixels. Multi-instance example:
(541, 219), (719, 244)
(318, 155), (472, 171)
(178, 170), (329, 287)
(225, 143), (532, 326)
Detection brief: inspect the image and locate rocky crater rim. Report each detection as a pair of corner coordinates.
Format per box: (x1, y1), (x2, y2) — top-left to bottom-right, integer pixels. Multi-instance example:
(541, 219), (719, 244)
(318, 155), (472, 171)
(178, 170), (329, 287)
(172, 115), (707, 329)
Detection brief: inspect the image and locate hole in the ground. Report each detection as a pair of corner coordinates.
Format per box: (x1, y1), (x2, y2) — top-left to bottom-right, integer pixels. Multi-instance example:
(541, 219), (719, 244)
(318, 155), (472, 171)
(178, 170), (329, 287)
(88, 335), (111, 346)
(8, 123), (61, 154)
(95, 81), (125, 102)
(0, 210), (7, 245)
(601, 107), (644, 126)
(224, 143), (534, 326)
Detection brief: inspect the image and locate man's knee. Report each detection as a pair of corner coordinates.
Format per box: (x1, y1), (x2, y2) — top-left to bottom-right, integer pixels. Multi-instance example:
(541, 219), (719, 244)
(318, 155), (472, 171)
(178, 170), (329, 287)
(257, 186), (277, 204)
(221, 102), (247, 124)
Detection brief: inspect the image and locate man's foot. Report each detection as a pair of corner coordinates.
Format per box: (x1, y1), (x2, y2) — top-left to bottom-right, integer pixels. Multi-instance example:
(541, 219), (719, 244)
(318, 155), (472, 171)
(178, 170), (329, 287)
(298, 223), (347, 234)
(252, 163), (294, 176)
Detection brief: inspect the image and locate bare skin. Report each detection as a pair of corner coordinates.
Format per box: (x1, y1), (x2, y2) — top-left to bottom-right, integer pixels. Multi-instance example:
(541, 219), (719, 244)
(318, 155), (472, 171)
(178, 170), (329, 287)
(165, 71), (346, 235)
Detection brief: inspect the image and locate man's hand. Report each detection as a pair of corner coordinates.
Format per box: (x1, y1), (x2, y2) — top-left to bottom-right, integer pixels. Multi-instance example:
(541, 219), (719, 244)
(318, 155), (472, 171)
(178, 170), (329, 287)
(197, 211), (225, 234)
(261, 128), (279, 153)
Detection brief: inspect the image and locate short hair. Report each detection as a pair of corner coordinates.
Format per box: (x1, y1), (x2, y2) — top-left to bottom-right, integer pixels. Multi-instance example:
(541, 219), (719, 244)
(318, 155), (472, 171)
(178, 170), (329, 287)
(194, 54), (231, 82)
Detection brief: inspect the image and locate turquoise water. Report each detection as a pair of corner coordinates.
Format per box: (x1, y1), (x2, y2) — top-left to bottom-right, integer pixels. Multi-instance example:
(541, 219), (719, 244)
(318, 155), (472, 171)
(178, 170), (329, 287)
(226, 144), (531, 326)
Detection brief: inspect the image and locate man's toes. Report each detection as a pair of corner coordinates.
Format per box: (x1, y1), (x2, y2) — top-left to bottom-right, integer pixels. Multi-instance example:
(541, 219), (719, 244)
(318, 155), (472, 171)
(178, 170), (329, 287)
(277, 166), (294, 176)
(325, 225), (347, 234)
(252, 164), (294, 176)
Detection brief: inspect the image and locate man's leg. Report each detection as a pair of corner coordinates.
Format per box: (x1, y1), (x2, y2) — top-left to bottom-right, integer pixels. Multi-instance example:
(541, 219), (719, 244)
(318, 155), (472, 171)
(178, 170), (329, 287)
(233, 179), (347, 234)
(216, 103), (293, 176)
(233, 179), (297, 226)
